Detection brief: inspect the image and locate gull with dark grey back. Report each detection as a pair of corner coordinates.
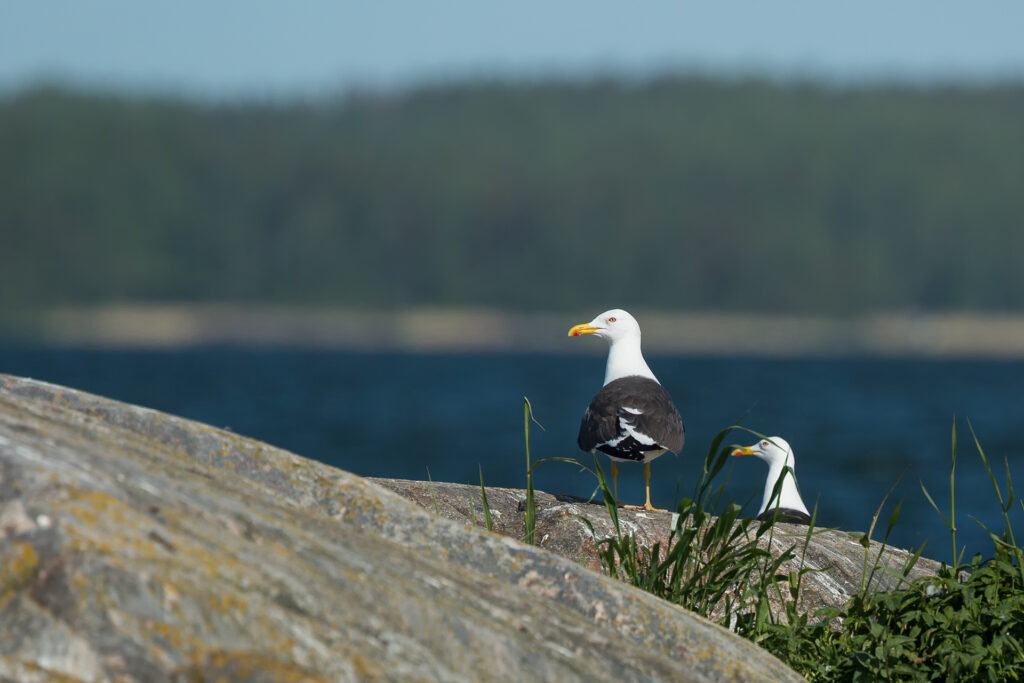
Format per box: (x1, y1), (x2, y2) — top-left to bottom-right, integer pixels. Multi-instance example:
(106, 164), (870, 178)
(569, 309), (685, 512)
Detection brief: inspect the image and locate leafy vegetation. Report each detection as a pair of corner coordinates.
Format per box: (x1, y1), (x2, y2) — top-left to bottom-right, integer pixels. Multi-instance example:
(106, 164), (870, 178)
(756, 434), (1024, 681)
(582, 425), (807, 624)
(762, 548), (1024, 681)
(3, 80), (1024, 323)
(561, 416), (1024, 680)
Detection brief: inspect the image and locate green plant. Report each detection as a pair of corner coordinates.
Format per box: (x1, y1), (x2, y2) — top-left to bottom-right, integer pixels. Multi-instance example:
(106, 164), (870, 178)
(479, 464), (493, 532)
(501, 396), (1024, 680)
(756, 419), (1024, 681)
(518, 396), (585, 545)
(854, 477), (925, 600)
(580, 424), (809, 630)
(921, 419), (965, 571)
(425, 466), (440, 515)
(573, 416), (1024, 681)
(523, 397), (537, 545)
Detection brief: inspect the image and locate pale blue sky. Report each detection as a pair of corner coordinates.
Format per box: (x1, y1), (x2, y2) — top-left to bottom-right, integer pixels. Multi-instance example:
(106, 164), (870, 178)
(2, 1), (1024, 99)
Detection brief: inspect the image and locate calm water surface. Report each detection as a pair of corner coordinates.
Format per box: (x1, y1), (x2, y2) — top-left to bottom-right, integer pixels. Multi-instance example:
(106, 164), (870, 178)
(3, 348), (1022, 563)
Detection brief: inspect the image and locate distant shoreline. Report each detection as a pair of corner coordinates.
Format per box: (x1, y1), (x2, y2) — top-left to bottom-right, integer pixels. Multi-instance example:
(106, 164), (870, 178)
(9, 304), (1024, 358)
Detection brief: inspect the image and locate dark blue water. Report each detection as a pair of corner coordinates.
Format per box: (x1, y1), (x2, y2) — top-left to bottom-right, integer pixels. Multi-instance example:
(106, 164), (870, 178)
(4, 348), (1022, 564)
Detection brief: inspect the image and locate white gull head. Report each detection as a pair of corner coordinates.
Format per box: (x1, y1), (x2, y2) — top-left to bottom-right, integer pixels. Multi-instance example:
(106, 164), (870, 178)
(731, 436), (810, 518)
(568, 309), (657, 386)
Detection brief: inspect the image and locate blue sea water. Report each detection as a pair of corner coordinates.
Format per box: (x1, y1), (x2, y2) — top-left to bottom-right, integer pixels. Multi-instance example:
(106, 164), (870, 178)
(3, 348), (1022, 564)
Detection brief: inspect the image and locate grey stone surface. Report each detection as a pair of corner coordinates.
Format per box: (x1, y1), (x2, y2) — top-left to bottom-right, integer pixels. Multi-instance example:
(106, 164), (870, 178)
(372, 477), (943, 626)
(0, 374), (803, 682)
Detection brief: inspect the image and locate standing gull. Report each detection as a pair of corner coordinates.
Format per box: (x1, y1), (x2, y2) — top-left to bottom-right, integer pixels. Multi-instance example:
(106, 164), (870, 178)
(569, 309), (685, 512)
(732, 437), (812, 524)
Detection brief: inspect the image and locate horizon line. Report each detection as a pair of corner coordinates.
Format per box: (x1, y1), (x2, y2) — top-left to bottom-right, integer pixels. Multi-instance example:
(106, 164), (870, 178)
(9, 303), (1024, 358)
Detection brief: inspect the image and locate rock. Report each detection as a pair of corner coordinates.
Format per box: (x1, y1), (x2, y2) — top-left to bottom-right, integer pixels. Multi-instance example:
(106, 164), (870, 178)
(371, 478), (944, 625)
(0, 374), (802, 682)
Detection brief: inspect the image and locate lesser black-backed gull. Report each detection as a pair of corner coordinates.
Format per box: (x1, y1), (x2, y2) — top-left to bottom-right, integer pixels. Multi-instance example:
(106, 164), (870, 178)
(569, 309), (685, 512)
(732, 437), (812, 524)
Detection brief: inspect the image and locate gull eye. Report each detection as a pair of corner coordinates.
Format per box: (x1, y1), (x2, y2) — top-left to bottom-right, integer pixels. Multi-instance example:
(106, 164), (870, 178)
(608, 317), (617, 323)
(761, 441), (769, 447)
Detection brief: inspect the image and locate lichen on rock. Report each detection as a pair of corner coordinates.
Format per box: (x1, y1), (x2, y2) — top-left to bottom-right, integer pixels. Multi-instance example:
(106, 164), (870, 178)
(0, 374), (802, 682)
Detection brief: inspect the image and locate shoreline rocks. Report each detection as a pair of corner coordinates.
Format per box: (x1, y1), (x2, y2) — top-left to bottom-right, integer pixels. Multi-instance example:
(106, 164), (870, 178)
(372, 478), (944, 626)
(0, 374), (802, 682)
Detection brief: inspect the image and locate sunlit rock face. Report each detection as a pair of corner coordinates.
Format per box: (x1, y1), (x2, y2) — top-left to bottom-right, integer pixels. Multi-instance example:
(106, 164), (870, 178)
(374, 478), (945, 629)
(0, 374), (801, 682)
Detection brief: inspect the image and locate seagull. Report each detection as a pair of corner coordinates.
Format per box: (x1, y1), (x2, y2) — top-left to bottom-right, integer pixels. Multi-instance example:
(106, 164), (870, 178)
(732, 437), (812, 524)
(569, 309), (685, 512)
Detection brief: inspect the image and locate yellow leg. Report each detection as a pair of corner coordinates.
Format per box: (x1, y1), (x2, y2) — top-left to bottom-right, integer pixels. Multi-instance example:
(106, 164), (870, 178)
(643, 462), (654, 511)
(611, 461), (620, 507)
(623, 462), (667, 512)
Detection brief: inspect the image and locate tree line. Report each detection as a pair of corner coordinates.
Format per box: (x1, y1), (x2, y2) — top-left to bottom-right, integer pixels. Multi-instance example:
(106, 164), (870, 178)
(2, 78), (1023, 322)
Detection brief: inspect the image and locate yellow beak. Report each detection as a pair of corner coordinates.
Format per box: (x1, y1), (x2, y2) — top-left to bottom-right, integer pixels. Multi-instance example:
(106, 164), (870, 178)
(731, 446), (757, 457)
(568, 323), (600, 337)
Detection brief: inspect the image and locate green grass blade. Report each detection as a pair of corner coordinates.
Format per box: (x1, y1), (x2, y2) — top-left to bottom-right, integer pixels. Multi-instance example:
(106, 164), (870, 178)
(523, 397), (536, 545)
(479, 465), (493, 532)
(529, 456), (590, 475)
(592, 456), (620, 532)
(861, 476), (901, 593)
(950, 417), (958, 571)
(920, 481), (951, 530)
(426, 467), (440, 515)
(1006, 455), (1017, 512)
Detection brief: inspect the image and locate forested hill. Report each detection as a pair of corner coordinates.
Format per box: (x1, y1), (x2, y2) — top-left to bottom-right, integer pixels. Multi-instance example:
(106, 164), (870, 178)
(3, 79), (1023, 317)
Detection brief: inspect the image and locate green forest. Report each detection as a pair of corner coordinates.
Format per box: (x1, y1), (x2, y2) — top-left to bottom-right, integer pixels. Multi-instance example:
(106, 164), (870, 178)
(2, 78), (1024, 321)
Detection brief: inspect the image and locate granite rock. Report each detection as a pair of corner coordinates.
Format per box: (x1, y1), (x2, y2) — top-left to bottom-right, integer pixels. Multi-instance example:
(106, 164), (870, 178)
(0, 375), (801, 682)
(372, 477), (943, 626)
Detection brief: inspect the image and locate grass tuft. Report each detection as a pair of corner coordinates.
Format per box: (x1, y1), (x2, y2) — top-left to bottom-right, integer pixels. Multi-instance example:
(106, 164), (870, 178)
(425, 466), (440, 515)
(494, 398), (1023, 680)
(581, 424), (805, 633)
(523, 397), (537, 545)
(519, 397), (586, 545)
(479, 465), (493, 532)
(570, 417), (1024, 680)
(756, 419), (1024, 680)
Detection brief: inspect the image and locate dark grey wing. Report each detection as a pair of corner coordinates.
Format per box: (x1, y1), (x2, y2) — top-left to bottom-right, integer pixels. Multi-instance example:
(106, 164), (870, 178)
(577, 402), (620, 452)
(606, 377), (685, 453)
(623, 390), (685, 453)
(576, 376), (685, 454)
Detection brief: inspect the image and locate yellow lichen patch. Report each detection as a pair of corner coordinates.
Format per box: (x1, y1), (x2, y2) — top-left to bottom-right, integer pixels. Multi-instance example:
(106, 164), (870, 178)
(54, 489), (247, 584)
(0, 541), (39, 607)
(0, 656), (85, 683)
(145, 618), (205, 655)
(155, 578), (183, 616)
(54, 490), (167, 562)
(350, 653), (384, 680)
(207, 592), (249, 614)
(180, 649), (329, 683)
(60, 489), (134, 527)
